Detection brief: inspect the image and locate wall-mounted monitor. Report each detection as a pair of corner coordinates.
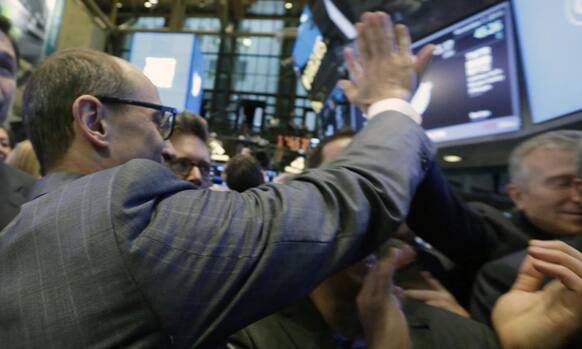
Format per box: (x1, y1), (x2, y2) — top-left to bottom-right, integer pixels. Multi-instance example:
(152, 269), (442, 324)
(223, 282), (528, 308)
(410, 2), (520, 143)
(513, 0), (582, 124)
(129, 33), (204, 114)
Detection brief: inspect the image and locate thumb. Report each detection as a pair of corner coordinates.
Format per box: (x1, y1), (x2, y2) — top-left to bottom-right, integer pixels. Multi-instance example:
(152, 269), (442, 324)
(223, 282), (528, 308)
(339, 79), (359, 104)
(414, 44), (436, 76)
(511, 255), (544, 292)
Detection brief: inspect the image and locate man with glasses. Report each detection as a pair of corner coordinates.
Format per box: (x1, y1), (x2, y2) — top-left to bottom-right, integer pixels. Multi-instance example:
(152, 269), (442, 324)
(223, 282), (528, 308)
(166, 111), (213, 188)
(0, 13), (436, 348)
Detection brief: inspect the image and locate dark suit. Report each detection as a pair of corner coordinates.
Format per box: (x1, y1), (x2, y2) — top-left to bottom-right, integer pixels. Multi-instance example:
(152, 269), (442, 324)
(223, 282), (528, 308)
(407, 162), (542, 306)
(228, 298), (500, 349)
(0, 162), (36, 230)
(0, 113), (433, 348)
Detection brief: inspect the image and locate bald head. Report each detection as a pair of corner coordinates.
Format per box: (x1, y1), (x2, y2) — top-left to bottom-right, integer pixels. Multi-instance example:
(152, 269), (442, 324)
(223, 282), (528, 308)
(23, 49), (137, 174)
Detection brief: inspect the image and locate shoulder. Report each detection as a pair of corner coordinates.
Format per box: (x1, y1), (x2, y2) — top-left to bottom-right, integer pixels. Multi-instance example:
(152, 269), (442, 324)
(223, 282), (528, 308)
(0, 162), (37, 193)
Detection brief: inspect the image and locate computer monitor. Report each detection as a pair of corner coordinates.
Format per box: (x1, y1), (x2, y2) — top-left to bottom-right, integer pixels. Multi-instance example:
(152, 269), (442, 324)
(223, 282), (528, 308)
(129, 32), (204, 114)
(410, 2), (520, 143)
(513, 0), (582, 124)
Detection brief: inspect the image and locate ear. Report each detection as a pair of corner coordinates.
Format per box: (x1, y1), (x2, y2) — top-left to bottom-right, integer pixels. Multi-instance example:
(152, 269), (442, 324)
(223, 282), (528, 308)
(507, 182), (526, 210)
(72, 95), (109, 148)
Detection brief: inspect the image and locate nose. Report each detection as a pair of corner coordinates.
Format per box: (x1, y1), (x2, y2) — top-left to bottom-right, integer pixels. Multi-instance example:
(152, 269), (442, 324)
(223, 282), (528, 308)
(162, 140), (176, 163)
(186, 166), (203, 186)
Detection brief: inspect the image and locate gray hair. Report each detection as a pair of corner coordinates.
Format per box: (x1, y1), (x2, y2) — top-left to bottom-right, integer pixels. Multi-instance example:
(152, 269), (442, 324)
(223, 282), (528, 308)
(509, 130), (582, 185)
(23, 48), (134, 174)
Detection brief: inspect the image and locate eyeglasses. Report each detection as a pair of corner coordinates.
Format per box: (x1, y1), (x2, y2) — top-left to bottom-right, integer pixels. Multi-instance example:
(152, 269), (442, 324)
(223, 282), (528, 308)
(167, 157), (212, 183)
(96, 96), (177, 140)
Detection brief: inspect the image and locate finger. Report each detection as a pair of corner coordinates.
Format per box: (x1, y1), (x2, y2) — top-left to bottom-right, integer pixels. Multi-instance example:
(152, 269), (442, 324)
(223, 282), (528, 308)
(343, 47), (363, 81)
(403, 289), (441, 302)
(356, 22), (372, 62)
(532, 258), (582, 292)
(368, 247), (399, 295)
(529, 246), (582, 278)
(414, 44), (436, 75)
(529, 240), (582, 262)
(395, 24), (412, 55)
(511, 255), (544, 292)
(374, 12), (394, 57)
(395, 244), (416, 270)
(420, 271), (445, 291)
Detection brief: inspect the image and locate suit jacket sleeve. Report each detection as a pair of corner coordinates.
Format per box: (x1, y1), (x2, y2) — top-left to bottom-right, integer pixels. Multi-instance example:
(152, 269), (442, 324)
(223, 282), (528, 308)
(406, 162), (529, 283)
(108, 112), (434, 347)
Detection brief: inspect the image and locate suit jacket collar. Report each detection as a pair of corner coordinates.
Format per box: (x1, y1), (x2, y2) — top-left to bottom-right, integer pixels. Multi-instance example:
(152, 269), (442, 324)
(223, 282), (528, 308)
(30, 171), (85, 200)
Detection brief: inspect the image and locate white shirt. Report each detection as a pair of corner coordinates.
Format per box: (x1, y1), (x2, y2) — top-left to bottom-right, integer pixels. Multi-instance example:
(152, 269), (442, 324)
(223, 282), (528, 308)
(366, 99), (422, 125)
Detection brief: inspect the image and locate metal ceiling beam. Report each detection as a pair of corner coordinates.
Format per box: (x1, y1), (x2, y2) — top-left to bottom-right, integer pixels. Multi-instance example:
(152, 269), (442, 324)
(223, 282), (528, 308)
(168, 0), (187, 30)
(81, 0), (117, 31)
(116, 27), (296, 38)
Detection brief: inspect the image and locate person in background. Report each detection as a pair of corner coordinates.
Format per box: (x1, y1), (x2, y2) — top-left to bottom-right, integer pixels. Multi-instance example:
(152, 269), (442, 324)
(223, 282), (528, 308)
(166, 111), (212, 188)
(0, 13), (436, 347)
(224, 154), (264, 192)
(228, 129), (499, 349)
(0, 126), (12, 161)
(6, 139), (41, 177)
(0, 15), (36, 230)
(470, 131), (582, 325)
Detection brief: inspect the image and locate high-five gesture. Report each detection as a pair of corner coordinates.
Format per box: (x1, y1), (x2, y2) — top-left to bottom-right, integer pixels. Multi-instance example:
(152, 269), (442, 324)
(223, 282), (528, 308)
(492, 240), (582, 349)
(339, 12), (435, 111)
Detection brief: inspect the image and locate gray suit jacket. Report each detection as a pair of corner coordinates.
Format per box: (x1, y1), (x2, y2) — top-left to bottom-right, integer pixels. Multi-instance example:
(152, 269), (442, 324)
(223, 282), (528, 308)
(0, 113), (433, 348)
(0, 162), (36, 230)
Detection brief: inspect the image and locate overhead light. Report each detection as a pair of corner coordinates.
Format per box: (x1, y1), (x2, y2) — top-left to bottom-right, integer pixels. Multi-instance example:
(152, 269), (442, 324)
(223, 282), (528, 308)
(242, 38), (252, 47)
(144, 1), (152, 8)
(116, 2), (123, 8)
(284, 2), (293, 10)
(443, 155), (463, 163)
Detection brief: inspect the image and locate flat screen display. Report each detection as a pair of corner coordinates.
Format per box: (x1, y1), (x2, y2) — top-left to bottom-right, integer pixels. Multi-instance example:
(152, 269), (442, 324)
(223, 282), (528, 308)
(410, 2), (520, 143)
(513, 0), (582, 123)
(129, 33), (204, 114)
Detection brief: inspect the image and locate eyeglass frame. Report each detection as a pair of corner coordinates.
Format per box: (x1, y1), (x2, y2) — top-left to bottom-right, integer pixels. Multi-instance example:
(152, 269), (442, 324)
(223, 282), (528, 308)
(95, 95), (178, 140)
(166, 157), (213, 184)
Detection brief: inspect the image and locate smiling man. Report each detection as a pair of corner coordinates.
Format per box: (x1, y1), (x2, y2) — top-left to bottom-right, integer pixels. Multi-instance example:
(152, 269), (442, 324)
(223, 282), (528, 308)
(469, 130), (582, 327)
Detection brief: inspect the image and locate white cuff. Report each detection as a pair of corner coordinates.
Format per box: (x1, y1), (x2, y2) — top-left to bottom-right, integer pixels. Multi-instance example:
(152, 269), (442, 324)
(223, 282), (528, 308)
(367, 99), (422, 125)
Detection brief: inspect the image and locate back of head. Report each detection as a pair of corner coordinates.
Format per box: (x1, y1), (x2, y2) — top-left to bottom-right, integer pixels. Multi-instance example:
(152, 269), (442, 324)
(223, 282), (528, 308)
(23, 48), (133, 175)
(509, 130), (582, 186)
(6, 140), (41, 177)
(172, 112), (209, 143)
(308, 129), (356, 168)
(225, 154), (264, 192)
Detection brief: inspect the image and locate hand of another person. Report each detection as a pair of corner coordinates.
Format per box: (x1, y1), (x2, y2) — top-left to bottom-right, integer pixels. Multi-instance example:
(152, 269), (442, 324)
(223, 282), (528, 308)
(492, 240), (582, 349)
(403, 271), (470, 318)
(357, 248), (411, 349)
(339, 12), (435, 112)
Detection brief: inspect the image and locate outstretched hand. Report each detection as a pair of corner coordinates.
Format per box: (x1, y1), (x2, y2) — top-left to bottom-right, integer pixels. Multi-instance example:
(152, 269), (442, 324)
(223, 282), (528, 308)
(357, 248), (411, 349)
(339, 12), (435, 112)
(492, 240), (582, 349)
